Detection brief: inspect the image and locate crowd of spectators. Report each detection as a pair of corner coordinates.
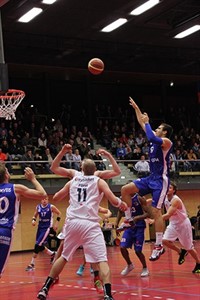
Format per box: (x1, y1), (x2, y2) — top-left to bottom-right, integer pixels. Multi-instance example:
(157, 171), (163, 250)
(0, 102), (199, 176)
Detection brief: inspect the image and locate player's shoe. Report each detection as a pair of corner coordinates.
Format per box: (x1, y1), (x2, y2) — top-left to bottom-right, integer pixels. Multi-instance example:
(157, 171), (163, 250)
(192, 263), (200, 273)
(25, 263), (34, 271)
(104, 296), (114, 300)
(50, 251), (56, 264)
(76, 264), (85, 276)
(94, 279), (103, 293)
(37, 287), (48, 300)
(116, 219), (135, 233)
(141, 268), (149, 277)
(178, 248), (188, 265)
(121, 263), (134, 276)
(149, 245), (165, 261)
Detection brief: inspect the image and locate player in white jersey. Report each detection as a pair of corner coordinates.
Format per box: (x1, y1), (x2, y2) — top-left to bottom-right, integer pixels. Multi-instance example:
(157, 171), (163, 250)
(162, 182), (200, 273)
(121, 97), (173, 261)
(49, 144), (121, 291)
(37, 158), (127, 300)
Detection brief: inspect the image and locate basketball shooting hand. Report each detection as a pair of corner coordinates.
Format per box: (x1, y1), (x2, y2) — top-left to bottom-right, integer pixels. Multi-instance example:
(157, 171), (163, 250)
(63, 144), (72, 153)
(129, 97), (138, 110)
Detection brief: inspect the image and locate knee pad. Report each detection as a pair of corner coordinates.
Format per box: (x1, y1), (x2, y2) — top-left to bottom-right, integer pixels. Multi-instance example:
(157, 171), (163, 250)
(34, 244), (45, 254)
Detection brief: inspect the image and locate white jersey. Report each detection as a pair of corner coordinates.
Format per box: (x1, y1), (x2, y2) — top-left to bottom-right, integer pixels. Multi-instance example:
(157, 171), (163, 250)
(67, 172), (103, 222)
(164, 194), (188, 225)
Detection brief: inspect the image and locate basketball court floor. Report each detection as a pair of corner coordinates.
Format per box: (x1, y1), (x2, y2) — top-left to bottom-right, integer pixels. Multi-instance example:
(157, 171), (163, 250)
(1, 241), (200, 300)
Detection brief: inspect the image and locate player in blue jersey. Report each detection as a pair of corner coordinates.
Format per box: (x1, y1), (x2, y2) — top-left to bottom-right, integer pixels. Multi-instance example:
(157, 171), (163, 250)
(26, 196), (61, 271)
(115, 194), (150, 277)
(0, 164), (47, 279)
(121, 97), (173, 261)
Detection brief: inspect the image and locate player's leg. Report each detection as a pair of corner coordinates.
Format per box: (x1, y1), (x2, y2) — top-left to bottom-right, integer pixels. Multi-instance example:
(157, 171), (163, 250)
(76, 252), (86, 276)
(119, 228), (134, 276)
(0, 228), (12, 278)
(134, 227), (149, 277)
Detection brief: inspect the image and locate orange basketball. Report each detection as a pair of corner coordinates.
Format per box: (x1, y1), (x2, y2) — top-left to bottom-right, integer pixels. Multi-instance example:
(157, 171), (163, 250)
(88, 58), (104, 75)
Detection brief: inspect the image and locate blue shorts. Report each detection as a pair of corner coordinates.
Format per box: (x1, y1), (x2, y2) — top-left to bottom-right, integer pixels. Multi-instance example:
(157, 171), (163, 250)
(134, 174), (169, 209)
(36, 227), (50, 246)
(120, 226), (145, 252)
(0, 227), (12, 276)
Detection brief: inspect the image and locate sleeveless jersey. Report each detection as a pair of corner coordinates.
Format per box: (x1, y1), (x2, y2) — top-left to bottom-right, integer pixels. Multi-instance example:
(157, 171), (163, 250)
(164, 195), (187, 225)
(131, 194), (146, 228)
(149, 141), (172, 178)
(0, 183), (19, 229)
(37, 203), (53, 229)
(67, 172), (103, 222)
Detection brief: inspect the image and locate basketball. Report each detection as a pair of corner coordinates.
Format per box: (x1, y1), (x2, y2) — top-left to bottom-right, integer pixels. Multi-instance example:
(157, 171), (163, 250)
(88, 58), (104, 75)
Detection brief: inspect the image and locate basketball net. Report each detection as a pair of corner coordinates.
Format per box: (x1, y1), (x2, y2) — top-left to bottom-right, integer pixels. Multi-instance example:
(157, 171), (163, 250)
(0, 89), (25, 120)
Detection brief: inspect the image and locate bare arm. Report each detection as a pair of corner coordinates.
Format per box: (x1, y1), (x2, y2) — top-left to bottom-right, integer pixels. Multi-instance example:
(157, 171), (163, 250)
(53, 181), (70, 202)
(129, 97), (146, 131)
(51, 205), (62, 231)
(31, 207), (39, 226)
(50, 144), (76, 178)
(98, 179), (127, 211)
(14, 167), (47, 199)
(162, 198), (180, 220)
(98, 206), (112, 219)
(94, 148), (121, 179)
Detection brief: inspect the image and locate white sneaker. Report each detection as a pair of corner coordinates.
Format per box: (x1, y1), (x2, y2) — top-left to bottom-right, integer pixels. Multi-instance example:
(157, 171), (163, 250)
(149, 245), (165, 261)
(141, 268), (149, 277)
(121, 264), (134, 276)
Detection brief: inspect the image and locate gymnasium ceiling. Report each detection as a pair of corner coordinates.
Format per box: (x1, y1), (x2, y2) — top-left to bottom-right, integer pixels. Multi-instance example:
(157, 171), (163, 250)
(1, 0), (200, 83)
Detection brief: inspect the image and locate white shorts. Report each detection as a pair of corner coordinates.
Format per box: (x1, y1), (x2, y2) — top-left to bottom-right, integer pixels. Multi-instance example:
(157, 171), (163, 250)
(163, 218), (193, 250)
(62, 218), (107, 263)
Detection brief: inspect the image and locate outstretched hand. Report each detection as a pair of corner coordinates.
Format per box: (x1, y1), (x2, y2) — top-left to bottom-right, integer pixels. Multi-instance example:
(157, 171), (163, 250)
(96, 148), (109, 157)
(62, 144), (72, 153)
(24, 167), (36, 181)
(119, 201), (128, 212)
(141, 112), (149, 124)
(129, 96), (138, 109)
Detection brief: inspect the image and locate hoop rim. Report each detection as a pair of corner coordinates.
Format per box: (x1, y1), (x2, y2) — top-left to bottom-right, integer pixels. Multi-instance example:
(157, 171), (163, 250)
(0, 89), (25, 99)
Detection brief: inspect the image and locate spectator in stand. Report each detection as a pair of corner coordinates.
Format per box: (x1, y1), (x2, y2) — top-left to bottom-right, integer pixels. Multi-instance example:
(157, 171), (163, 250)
(187, 149), (198, 171)
(65, 148), (75, 169)
(21, 131), (34, 152)
(21, 149), (37, 174)
(142, 142), (149, 156)
(136, 133), (146, 148)
(79, 140), (91, 159)
(34, 151), (44, 173)
(101, 125), (112, 150)
(119, 133), (128, 146)
(38, 133), (47, 154)
(0, 129), (7, 144)
(42, 148), (54, 174)
(0, 147), (12, 173)
(134, 155), (150, 178)
(82, 126), (94, 149)
(127, 134), (135, 150)
(9, 138), (24, 161)
(116, 142), (126, 161)
(132, 145), (142, 161)
(110, 137), (118, 155)
(73, 148), (81, 171)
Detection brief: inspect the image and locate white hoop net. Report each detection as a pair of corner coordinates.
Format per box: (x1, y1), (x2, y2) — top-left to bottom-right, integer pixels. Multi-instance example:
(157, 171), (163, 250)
(0, 89), (25, 120)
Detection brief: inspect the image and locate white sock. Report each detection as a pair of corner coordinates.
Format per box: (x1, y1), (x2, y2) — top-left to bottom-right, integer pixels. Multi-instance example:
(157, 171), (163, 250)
(125, 208), (132, 220)
(155, 232), (163, 246)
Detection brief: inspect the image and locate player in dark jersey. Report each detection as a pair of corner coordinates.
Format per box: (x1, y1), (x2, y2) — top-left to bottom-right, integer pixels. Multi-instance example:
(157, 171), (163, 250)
(115, 194), (150, 277)
(26, 196), (61, 271)
(0, 164), (47, 278)
(121, 97), (173, 261)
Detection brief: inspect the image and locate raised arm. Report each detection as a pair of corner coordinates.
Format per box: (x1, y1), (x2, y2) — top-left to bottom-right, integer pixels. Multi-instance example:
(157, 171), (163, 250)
(50, 144), (76, 178)
(129, 97), (146, 131)
(53, 181), (70, 202)
(95, 148), (121, 179)
(14, 167), (47, 199)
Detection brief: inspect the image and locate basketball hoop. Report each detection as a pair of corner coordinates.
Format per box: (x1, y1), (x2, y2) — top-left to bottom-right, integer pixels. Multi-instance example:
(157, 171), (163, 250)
(0, 89), (25, 120)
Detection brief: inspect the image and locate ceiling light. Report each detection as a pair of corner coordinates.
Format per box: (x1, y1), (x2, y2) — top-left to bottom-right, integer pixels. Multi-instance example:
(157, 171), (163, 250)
(130, 0), (160, 16)
(101, 18), (127, 32)
(42, 0), (57, 4)
(18, 7), (43, 23)
(174, 25), (200, 39)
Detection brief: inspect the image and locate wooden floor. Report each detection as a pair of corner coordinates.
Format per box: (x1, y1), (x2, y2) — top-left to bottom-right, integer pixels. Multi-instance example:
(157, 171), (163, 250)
(1, 241), (200, 300)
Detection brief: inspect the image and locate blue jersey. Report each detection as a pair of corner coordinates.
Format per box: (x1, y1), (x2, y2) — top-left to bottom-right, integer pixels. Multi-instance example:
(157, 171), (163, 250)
(149, 141), (172, 178)
(37, 203), (53, 229)
(131, 194), (146, 228)
(0, 183), (19, 229)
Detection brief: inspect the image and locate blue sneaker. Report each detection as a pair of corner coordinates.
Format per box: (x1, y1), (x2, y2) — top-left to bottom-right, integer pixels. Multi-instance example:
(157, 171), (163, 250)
(76, 265), (85, 276)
